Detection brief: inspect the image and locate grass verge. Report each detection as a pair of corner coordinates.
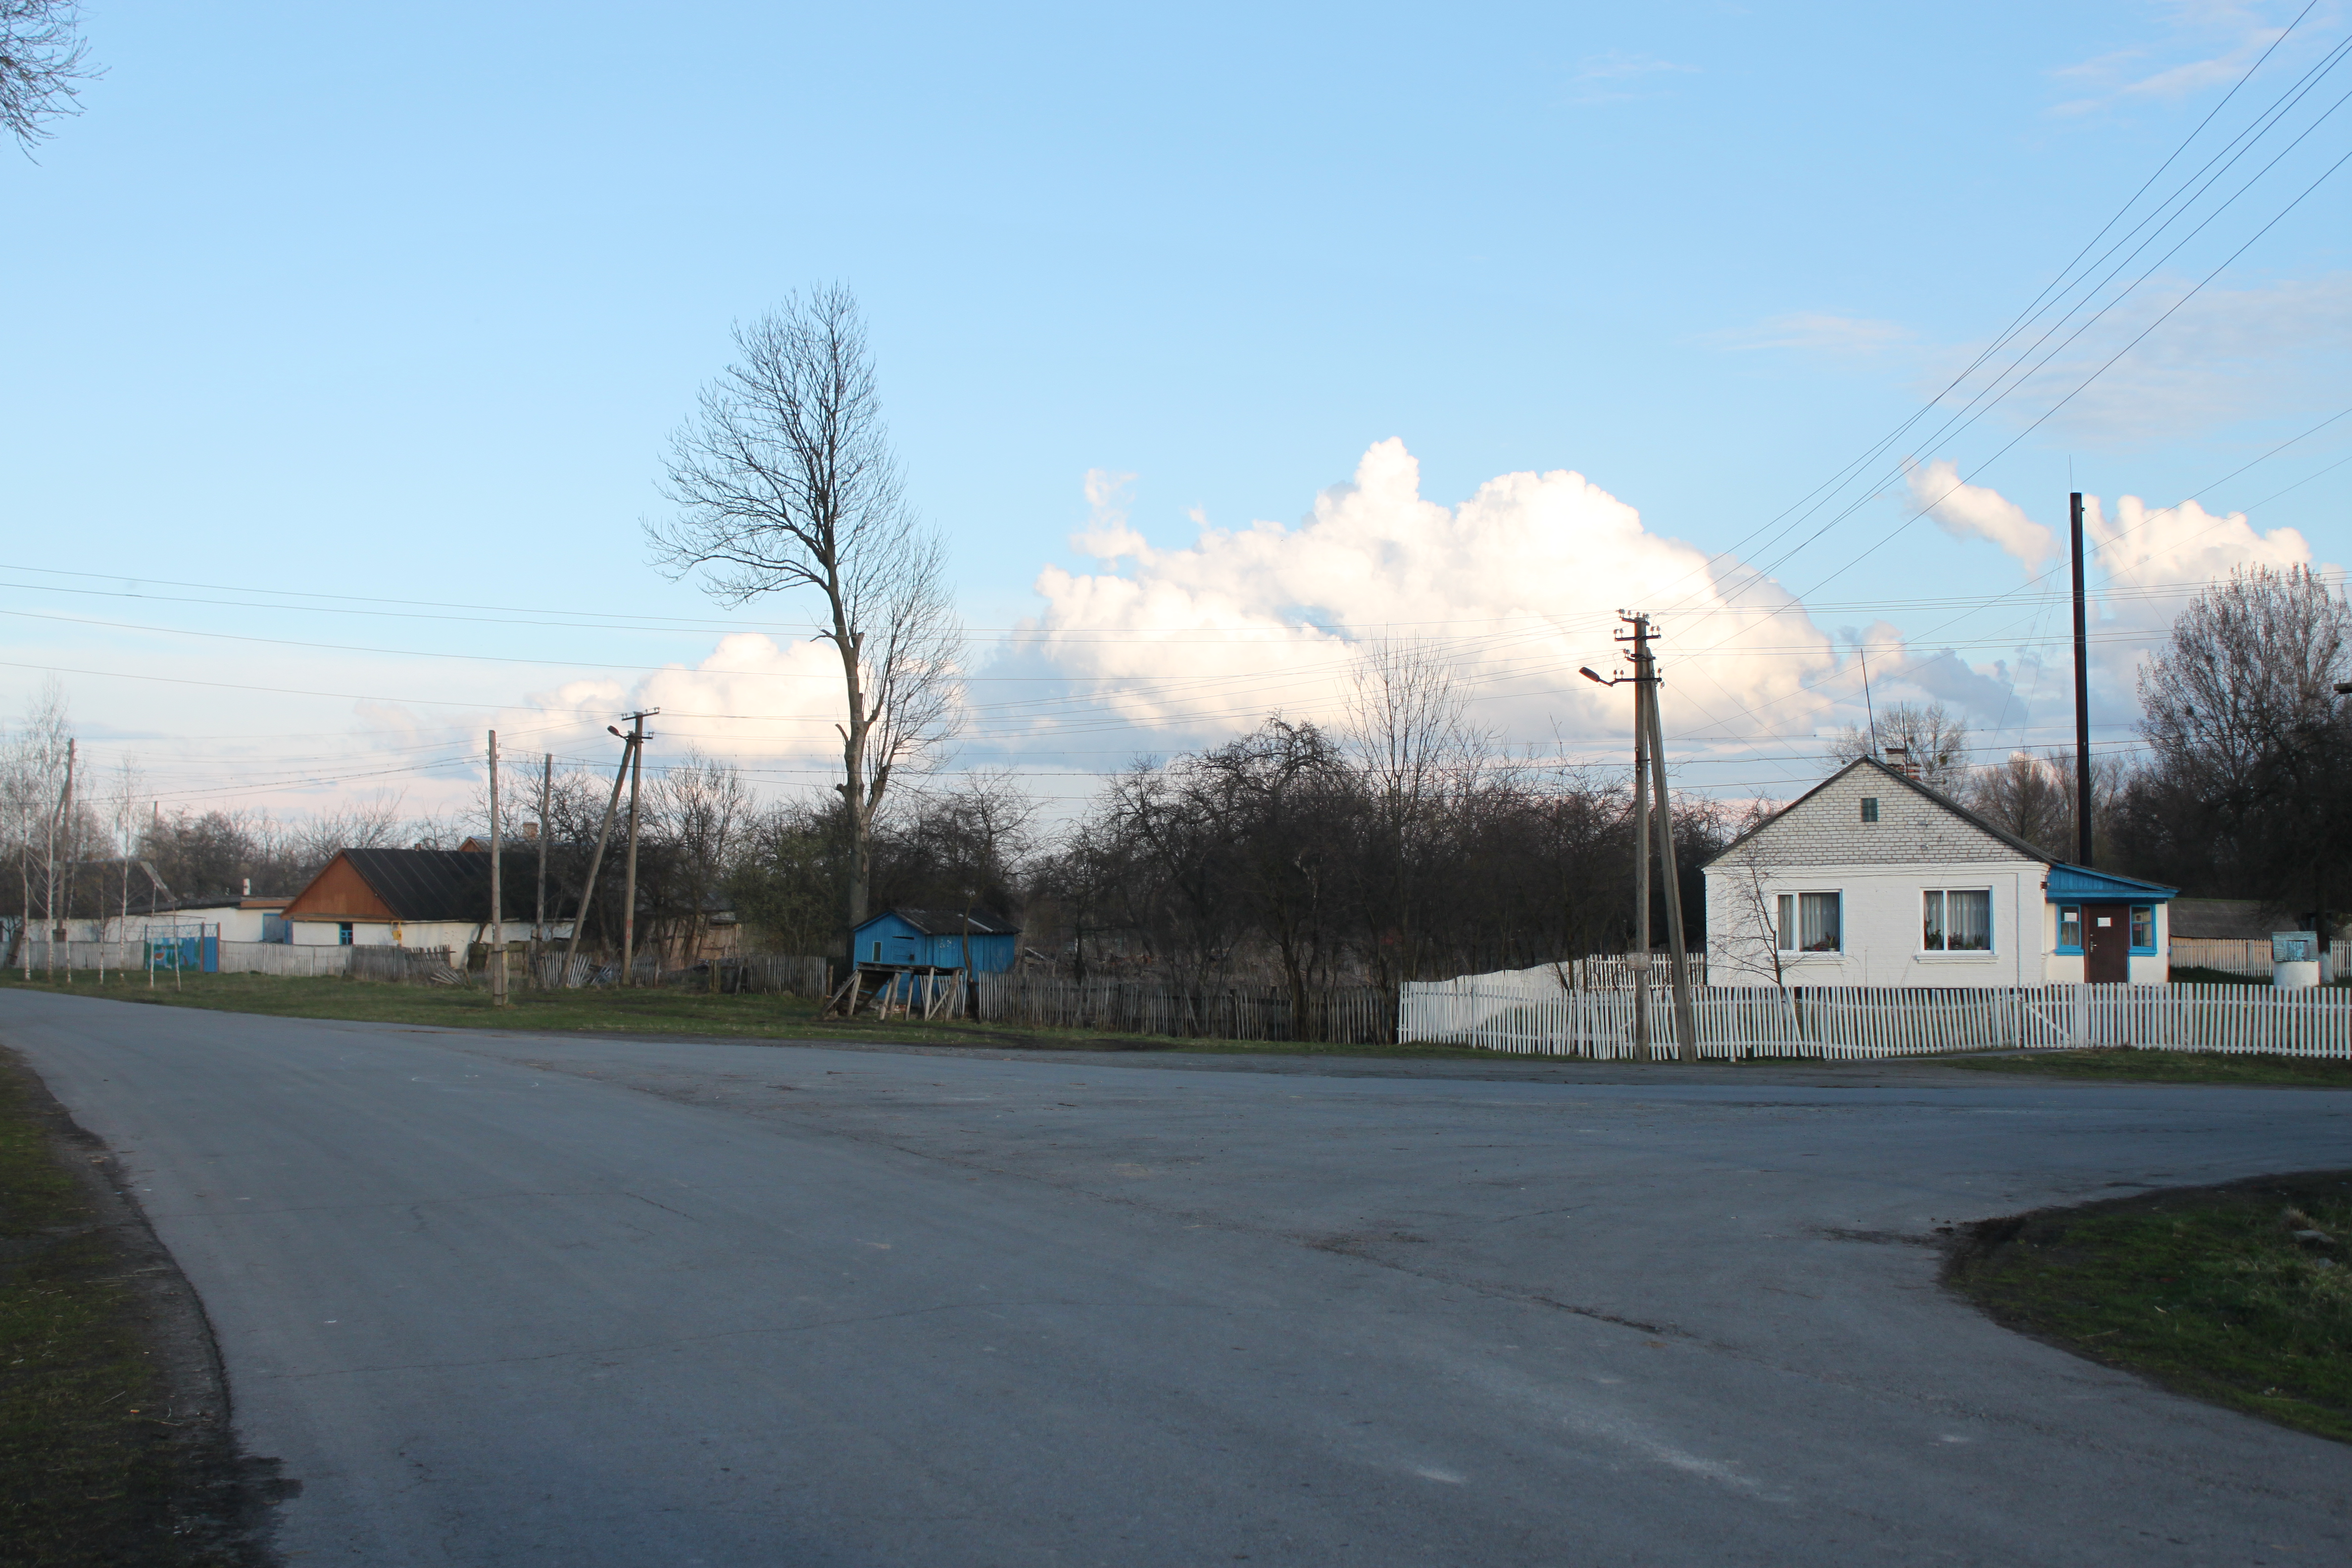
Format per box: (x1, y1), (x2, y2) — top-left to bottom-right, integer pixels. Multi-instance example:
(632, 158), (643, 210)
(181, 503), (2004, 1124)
(0, 970), (1516, 1061)
(0, 1049), (286, 1566)
(1944, 1048), (2352, 1087)
(1948, 1170), (2352, 1444)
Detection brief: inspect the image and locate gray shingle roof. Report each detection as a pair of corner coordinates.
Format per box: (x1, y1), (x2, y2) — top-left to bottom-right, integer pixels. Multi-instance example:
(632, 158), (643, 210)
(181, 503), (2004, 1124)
(342, 848), (504, 921)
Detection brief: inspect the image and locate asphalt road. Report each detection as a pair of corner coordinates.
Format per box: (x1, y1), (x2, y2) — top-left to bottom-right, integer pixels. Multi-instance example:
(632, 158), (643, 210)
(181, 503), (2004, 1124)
(4, 990), (2348, 1567)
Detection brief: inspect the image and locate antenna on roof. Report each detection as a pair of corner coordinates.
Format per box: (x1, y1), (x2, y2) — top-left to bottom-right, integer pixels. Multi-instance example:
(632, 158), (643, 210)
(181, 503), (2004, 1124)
(1858, 641), (1880, 764)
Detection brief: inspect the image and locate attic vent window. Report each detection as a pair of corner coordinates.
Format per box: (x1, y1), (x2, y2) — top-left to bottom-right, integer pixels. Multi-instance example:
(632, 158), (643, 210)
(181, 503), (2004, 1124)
(1860, 797), (1880, 823)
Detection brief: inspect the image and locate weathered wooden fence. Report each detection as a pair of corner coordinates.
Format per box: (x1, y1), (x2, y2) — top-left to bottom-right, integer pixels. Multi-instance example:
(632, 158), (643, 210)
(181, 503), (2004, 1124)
(976, 973), (1396, 1043)
(1401, 979), (2352, 1060)
(347, 946), (464, 984)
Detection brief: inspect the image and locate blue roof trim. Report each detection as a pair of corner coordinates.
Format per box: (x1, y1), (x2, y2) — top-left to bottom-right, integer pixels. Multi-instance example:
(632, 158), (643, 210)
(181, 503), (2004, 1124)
(2045, 865), (2177, 902)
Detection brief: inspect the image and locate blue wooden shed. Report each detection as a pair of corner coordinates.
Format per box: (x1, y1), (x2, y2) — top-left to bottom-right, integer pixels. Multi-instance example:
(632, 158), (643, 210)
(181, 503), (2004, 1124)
(852, 908), (1022, 973)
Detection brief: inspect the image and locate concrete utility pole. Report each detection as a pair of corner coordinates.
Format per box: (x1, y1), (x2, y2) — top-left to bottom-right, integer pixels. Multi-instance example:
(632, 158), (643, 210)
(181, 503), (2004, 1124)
(2070, 491), (2094, 867)
(489, 730), (506, 1009)
(620, 709), (657, 985)
(1634, 619), (1699, 1061)
(1584, 615), (1697, 1063)
(563, 726), (640, 983)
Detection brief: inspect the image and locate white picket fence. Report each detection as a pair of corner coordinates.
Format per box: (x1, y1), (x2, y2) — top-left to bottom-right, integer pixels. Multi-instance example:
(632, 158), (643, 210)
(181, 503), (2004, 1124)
(2171, 936), (2352, 978)
(1400, 979), (2352, 1060)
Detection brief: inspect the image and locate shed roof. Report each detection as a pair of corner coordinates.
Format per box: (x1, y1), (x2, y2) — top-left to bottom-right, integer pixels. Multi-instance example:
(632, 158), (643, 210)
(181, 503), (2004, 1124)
(854, 907), (1021, 937)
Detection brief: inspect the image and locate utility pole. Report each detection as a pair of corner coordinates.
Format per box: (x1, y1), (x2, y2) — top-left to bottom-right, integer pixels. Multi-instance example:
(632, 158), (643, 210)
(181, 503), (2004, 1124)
(1583, 615), (1697, 1063)
(562, 726), (639, 983)
(47, 739), (73, 979)
(620, 709), (656, 985)
(535, 751), (551, 965)
(2070, 491), (2093, 867)
(1636, 621), (1699, 1061)
(488, 730), (507, 1008)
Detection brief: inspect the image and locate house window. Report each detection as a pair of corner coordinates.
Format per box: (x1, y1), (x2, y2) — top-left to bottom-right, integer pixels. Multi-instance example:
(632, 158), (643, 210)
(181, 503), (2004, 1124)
(1775, 891), (1842, 953)
(2056, 905), (2082, 954)
(338, 922), (354, 946)
(1921, 889), (1993, 952)
(2130, 905), (2156, 952)
(1859, 797), (1879, 823)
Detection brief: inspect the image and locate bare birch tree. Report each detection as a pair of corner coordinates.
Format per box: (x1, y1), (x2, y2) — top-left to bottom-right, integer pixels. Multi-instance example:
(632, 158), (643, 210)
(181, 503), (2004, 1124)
(1, 0), (95, 152)
(649, 286), (963, 939)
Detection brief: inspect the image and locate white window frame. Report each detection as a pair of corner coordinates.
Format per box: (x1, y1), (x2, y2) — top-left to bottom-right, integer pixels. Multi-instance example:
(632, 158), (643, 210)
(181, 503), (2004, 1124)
(1775, 890), (1844, 955)
(1920, 887), (1996, 955)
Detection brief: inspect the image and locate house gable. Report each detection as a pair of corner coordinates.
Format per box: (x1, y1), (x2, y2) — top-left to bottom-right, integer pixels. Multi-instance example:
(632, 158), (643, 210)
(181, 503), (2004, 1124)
(283, 852), (401, 922)
(1711, 759), (2046, 871)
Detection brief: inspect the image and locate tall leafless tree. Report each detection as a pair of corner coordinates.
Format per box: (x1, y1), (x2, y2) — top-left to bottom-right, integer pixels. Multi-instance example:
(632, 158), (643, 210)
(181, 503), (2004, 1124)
(1830, 700), (1971, 794)
(1343, 637), (1481, 984)
(2128, 564), (2352, 918)
(649, 286), (963, 943)
(1, 0), (95, 152)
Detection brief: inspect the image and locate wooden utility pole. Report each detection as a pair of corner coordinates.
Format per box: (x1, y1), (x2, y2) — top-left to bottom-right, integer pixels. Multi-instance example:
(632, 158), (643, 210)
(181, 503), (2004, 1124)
(535, 751), (552, 972)
(562, 726), (639, 982)
(47, 739), (73, 979)
(488, 730), (507, 1008)
(2070, 491), (2093, 867)
(620, 709), (656, 985)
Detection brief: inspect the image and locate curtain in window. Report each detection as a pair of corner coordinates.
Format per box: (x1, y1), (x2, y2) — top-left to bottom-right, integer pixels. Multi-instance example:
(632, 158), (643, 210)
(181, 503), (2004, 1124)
(1921, 890), (1945, 950)
(1947, 890), (1991, 951)
(1798, 891), (1839, 951)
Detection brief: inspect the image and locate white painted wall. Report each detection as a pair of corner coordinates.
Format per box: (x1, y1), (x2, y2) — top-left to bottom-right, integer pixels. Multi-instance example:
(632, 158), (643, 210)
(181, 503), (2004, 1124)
(290, 919), (481, 949)
(99, 907), (275, 943)
(1705, 860), (2047, 987)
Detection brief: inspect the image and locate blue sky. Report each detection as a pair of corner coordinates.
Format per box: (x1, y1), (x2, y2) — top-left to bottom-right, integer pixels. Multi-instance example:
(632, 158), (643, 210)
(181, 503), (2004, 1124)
(3, 1), (2347, 820)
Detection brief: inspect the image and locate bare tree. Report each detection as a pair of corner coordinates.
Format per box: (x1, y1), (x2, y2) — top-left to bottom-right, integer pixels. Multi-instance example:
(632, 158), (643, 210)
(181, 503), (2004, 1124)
(2131, 564), (2352, 917)
(649, 286), (963, 942)
(1, 0), (95, 152)
(1830, 700), (1971, 794)
(655, 750), (753, 963)
(1968, 751), (2073, 857)
(1710, 848), (1787, 987)
(1343, 637), (1481, 984)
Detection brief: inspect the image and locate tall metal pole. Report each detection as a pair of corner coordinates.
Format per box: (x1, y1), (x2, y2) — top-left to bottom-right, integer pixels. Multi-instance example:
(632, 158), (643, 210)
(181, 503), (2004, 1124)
(621, 710), (653, 984)
(2071, 491), (2093, 867)
(563, 730), (637, 981)
(1631, 645), (1652, 1062)
(1640, 623), (1699, 1062)
(488, 730), (506, 1008)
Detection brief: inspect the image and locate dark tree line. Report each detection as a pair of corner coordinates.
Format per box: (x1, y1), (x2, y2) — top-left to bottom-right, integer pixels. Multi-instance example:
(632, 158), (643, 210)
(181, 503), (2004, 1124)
(2109, 564), (2352, 926)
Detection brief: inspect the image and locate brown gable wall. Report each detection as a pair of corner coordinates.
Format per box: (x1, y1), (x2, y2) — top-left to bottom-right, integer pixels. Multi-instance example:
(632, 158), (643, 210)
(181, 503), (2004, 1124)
(283, 853), (398, 922)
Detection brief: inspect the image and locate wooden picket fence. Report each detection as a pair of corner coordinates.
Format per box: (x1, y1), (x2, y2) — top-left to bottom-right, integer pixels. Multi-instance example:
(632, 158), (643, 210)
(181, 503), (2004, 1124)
(976, 972), (1396, 1044)
(1400, 979), (2352, 1060)
(2171, 937), (2352, 978)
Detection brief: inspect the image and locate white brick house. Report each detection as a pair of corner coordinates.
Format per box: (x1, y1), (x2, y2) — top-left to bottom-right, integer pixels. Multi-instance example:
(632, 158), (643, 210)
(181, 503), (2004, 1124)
(1703, 758), (2175, 986)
